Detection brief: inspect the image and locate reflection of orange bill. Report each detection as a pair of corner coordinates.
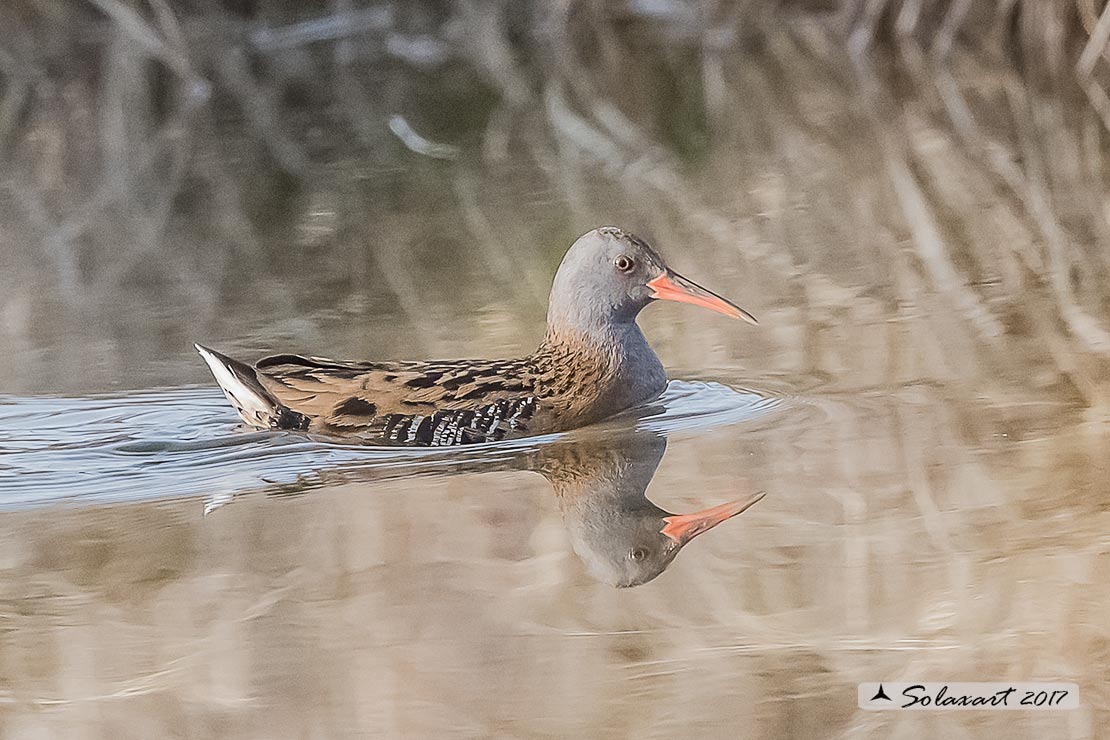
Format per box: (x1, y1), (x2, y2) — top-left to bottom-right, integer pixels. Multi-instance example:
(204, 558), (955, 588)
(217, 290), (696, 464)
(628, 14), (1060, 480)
(661, 491), (765, 544)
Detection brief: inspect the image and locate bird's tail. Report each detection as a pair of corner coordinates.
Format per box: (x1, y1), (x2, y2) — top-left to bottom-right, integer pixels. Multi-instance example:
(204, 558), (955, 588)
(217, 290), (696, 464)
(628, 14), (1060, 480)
(194, 343), (308, 430)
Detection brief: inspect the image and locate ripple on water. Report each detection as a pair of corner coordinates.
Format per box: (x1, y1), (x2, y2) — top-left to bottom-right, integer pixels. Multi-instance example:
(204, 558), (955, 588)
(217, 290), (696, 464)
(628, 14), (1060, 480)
(0, 380), (792, 509)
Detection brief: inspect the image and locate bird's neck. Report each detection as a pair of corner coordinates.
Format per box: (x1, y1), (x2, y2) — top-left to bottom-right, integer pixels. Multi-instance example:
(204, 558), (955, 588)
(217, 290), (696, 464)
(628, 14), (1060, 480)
(541, 313), (636, 351)
(532, 319), (667, 421)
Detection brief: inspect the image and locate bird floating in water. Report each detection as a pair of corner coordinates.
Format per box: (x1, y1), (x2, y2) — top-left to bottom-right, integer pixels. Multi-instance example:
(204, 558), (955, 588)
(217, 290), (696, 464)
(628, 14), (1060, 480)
(196, 227), (756, 446)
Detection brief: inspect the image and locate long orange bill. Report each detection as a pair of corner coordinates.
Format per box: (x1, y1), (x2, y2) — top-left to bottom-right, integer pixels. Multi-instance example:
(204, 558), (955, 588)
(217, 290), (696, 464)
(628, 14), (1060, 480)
(660, 492), (766, 545)
(646, 272), (758, 324)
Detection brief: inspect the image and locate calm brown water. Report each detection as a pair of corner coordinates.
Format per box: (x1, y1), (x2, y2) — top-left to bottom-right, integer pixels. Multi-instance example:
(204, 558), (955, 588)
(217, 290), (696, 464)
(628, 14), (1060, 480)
(1, 2), (1109, 738)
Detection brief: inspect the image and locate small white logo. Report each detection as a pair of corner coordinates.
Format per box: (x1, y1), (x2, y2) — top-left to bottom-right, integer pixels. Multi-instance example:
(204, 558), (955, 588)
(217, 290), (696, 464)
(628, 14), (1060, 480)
(858, 683), (1078, 710)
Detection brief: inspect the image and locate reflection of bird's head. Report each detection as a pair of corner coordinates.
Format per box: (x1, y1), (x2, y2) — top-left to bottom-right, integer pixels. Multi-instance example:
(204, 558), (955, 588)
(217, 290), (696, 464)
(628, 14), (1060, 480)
(574, 507), (678, 588)
(536, 430), (763, 588)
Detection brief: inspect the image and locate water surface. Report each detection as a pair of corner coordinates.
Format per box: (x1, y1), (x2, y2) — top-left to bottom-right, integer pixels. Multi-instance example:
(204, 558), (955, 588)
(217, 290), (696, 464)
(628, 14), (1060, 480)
(0, 380), (785, 508)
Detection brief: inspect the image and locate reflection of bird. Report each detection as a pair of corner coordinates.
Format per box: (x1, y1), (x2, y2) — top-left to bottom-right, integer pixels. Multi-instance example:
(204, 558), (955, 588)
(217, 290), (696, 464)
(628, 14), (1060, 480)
(195, 227), (756, 446)
(196, 415), (762, 587)
(537, 431), (764, 588)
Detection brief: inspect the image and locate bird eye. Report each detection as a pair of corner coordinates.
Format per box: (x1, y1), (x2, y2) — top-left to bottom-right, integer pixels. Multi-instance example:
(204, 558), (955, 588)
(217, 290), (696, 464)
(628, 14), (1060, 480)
(628, 547), (647, 561)
(614, 255), (635, 273)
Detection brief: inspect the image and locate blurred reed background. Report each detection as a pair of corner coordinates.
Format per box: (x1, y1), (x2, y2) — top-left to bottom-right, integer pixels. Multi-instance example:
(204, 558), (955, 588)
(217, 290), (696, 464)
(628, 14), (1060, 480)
(2, 0), (1110, 399)
(1, 1), (1110, 739)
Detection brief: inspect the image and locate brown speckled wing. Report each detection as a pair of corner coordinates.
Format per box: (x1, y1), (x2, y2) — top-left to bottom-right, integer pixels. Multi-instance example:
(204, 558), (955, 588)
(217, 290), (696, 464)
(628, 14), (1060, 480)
(252, 354), (541, 445)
